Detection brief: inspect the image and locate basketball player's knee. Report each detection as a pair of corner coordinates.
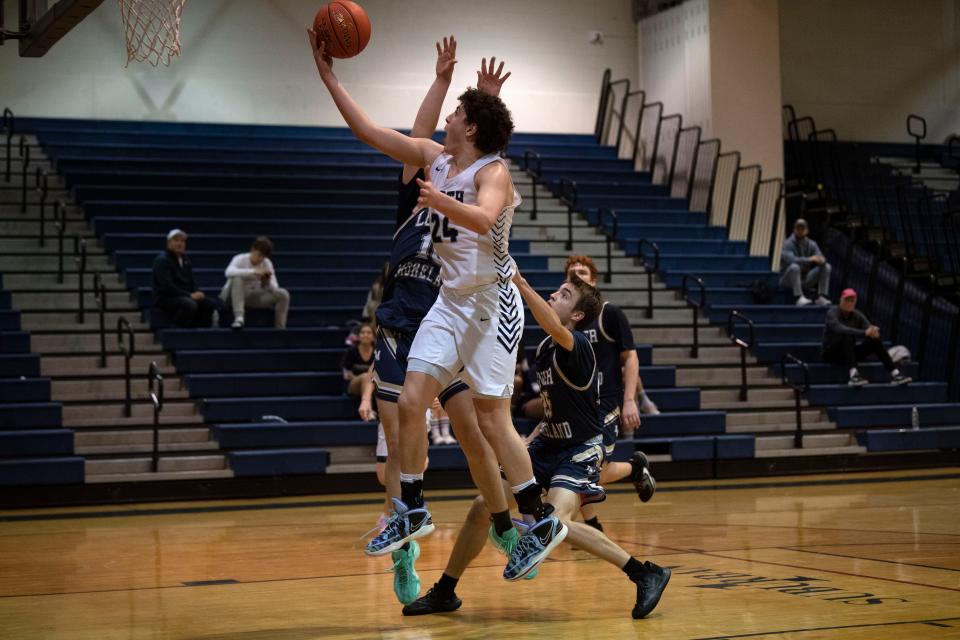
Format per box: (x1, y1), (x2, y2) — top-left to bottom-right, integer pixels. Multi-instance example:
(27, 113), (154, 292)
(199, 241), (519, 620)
(397, 392), (426, 425)
(466, 495), (490, 523)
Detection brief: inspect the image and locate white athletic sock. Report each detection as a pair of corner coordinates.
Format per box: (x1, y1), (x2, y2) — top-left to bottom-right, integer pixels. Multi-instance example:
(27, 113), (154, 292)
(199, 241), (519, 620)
(892, 368), (900, 377)
(849, 368), (858, 378)
(399, 473), (424, 484)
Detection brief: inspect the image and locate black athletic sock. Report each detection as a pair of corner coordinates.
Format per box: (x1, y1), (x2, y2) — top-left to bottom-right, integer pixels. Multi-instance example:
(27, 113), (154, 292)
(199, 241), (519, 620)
(514, 484), (547, 521)
(622, 557), (645, 582)
(435, 572), (459, 598)
(584, 516), (603, 531)
(400, 479), (424, 509)
(491, 510), (513, 536)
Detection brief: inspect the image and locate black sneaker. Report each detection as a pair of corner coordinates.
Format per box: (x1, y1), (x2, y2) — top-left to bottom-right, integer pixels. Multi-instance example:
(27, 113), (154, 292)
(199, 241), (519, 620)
(630, 451), (656, 503)
(632, 561), (671, 619)
(402, 585), (462, 616)
(585, 518), (604, 533)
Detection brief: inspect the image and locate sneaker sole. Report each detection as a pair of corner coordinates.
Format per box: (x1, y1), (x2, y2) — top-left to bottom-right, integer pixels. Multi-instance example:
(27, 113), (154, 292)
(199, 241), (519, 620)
(365, 522), (436, 557)
(503, 522), (569, 581)
(892, 378), (912, 386)
(637, 468), (656, 503)
(393, 542), (421, 605)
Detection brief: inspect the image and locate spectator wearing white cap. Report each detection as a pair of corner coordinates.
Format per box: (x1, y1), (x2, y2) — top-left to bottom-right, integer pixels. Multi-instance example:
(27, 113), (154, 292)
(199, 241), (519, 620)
(151, 229), (227, 328)
(219, 236), (290, 330)
(780, 218), (832, 306)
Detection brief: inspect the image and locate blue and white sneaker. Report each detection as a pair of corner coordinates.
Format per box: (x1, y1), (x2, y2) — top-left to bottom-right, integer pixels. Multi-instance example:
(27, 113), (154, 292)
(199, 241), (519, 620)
(488, 521), (537, 580)
(365, 497), (435, 556)
(503, 514), (567, 581)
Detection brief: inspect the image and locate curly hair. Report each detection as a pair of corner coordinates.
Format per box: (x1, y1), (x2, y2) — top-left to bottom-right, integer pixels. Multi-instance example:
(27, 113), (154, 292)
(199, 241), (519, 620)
(458, 88), (514, 154)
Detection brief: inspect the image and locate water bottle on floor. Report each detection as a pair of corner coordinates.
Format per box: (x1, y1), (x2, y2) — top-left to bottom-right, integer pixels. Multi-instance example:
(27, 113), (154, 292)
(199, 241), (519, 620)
(911, 406), (919, 431)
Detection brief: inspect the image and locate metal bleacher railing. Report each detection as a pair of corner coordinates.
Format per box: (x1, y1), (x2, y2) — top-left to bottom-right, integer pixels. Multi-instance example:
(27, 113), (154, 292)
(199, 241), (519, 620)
(786, 105), (960, 400)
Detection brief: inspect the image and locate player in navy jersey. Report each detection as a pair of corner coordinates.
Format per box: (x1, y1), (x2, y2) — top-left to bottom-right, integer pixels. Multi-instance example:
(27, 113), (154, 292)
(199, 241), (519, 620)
(563, 255), (657, 531)
(402, 269), (671, 618)
(352, 38), (518, 605)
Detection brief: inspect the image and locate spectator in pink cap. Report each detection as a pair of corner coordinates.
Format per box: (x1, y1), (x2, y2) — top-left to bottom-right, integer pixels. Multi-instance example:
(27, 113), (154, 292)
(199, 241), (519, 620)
(821, 288), (911, 387)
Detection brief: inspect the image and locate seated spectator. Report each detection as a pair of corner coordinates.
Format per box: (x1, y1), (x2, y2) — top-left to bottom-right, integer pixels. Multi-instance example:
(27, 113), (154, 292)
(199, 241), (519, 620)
(220, 236), (290, 330)
(780, 218), (831, 306)
(342, 323), (376, 396)
(822, 288), (912, 387)
(152, 229), (227, 328)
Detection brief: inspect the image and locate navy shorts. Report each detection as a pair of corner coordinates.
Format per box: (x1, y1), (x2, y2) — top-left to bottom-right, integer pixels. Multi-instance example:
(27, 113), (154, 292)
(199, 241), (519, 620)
(373, 326), (468, 404)
(528, 435), (606, 504)
(599, 396), (622, 457)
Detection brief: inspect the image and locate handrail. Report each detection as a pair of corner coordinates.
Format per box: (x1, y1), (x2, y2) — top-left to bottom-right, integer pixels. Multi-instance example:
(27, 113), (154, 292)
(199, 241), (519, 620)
(74, 235), (87, 323)
(35, 167), (48, 245)
(605, 78), (631, 151)
(117, 317), (135, 417)
(727, 310), (755, 401)
(2, 108), (13, 182)
(598, 208), (618, 283)
(55, 200), (67, 284)
(94, 273), (107, 368)
(18, 135), (30, 213)
(906, 114), (927, 174)
(594, 69), (612, 141)
(148, 361), (164, 473)
(523, 149), (542, 221)
(637, 239), (660, 319)
(558, 178), (578, 251)
(680, 274), (706, 358)
(780, 352), (810, 449)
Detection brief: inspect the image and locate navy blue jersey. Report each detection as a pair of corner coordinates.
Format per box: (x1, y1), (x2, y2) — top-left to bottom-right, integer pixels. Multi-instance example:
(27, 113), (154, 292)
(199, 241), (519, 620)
(580, 302), (636, 400)
(533, 331), (602, 446)
(375, 168), (442, 332)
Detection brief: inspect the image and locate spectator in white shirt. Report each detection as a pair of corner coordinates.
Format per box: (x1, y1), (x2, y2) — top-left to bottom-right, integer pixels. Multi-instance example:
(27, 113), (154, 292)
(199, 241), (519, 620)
(220, 237), (290, 330)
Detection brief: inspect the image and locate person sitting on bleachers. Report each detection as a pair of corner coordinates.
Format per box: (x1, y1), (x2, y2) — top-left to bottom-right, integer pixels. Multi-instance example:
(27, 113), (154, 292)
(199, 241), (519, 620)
(152, 229), (227, 328)
(780, 218), (831, 306)
(821, 288), (912, 387)
(342, 323), (376, 396)
(220, 236), (290, 330)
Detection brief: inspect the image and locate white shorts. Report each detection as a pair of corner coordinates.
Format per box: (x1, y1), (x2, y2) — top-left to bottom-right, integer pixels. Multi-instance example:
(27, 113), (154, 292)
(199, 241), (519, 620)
(408, 281), (523, 398)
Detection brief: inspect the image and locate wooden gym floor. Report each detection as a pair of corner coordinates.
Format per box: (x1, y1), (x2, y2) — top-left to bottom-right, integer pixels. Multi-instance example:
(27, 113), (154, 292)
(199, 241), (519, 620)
(1, 468), (959, 639)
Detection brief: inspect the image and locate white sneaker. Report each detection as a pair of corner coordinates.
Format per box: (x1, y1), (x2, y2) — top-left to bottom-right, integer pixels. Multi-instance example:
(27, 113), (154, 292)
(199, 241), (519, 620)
(796, 295), (813, 306)
(815, 296), (831, 306)
(231, 317), (244, 330)
(639, 394), (660, 415)
(439, 423), (457, 445)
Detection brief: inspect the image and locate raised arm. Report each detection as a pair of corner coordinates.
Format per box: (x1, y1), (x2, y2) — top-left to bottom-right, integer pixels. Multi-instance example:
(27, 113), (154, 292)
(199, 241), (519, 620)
(404, 37), (457, 182)
(308, 32), (442, 168)
(513, 271), (575, 352)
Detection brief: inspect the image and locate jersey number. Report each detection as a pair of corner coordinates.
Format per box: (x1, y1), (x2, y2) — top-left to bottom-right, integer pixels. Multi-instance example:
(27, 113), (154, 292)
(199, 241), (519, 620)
(430, 213), (459, 244)
(541, 392), (553, 420)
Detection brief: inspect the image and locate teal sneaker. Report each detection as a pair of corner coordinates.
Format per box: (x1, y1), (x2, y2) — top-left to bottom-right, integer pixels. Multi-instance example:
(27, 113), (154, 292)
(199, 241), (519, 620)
(488, 524), (537, 580)
(391, 540), (421, 605)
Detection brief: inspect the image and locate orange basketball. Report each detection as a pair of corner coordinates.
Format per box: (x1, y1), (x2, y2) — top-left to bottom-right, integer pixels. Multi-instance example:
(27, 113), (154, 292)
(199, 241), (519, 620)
(313, 1), (371, 59)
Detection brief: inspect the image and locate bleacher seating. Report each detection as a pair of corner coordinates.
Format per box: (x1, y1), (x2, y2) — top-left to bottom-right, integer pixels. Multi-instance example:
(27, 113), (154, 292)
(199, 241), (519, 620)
(0, 275), (82, 486)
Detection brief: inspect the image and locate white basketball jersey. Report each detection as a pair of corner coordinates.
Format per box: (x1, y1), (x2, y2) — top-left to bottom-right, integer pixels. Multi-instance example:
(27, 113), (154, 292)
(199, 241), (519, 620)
(426, 152), (522, 292)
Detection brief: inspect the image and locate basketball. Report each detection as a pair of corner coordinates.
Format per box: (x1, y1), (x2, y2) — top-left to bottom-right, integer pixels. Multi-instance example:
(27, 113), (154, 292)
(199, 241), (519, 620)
(313, 1), (371, 59)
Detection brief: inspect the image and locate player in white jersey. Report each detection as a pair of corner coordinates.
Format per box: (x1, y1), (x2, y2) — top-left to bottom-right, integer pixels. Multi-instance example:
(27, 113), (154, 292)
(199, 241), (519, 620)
(309, 36), (565, 580)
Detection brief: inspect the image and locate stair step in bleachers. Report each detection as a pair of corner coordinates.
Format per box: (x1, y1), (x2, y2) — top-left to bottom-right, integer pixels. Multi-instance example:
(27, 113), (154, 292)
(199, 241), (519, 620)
(0, 402), (62, 427)
(829, 403), (960, 429)
(228, 448), (329, 477)
(0, 457), (85, 486)
(807, 382), (948, 406)
(0, 429), (74, 456)
(0, 377), (52, 401)
(856, 427), (960, 452)
(213, 421), (377, 448)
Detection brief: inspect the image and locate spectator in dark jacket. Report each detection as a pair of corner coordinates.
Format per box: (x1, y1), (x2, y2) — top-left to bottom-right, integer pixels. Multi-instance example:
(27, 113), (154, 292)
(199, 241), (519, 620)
(152, 229), (226, 328)
(780, 218), (831, 306)
(821, 288), (911, 387)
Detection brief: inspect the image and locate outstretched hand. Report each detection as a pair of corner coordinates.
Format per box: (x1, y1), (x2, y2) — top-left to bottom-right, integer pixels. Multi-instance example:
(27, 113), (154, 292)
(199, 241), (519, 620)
(307, 28), (334, 77)
(477, 56), (511, 97)
(436, 35), (458, 82)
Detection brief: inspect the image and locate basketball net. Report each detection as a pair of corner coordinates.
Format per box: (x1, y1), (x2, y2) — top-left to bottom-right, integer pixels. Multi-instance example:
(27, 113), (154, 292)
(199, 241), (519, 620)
(118, 0), (187, 67)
